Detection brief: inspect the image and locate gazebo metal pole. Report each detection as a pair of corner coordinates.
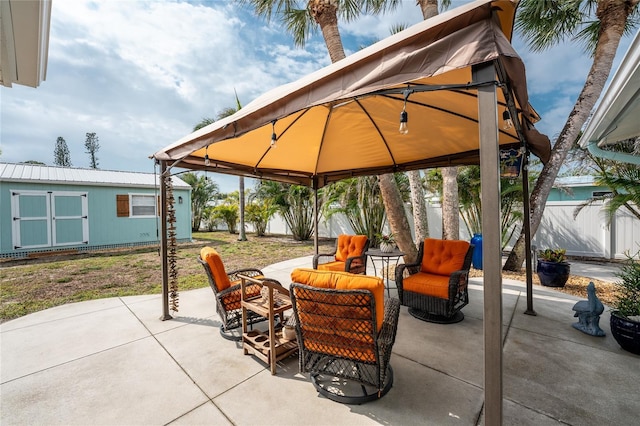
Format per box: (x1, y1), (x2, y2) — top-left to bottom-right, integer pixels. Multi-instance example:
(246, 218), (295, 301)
(159, 160), (172, 321)
(522, 149), (537, 315)
(313, 183), (319, 255)
(474, 61), (503, 424)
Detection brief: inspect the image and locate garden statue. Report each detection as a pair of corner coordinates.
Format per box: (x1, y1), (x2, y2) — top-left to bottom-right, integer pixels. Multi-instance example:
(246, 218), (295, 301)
(571, 282), (605, 337)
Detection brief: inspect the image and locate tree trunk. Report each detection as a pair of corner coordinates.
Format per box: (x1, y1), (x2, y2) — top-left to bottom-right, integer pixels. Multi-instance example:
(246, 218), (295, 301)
(504, 0), (632, 271)
(378, 173), (418, 263)
(408, 170), (429, 241)
(441, 166), (459, 239)
(238, 176), (247, 241)
(310, 0), (345, 62)
(418, 0), (439, 20)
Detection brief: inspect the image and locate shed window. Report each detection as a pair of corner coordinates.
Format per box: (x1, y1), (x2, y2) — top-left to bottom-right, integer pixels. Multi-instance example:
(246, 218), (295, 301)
(131, 195), (157, 217)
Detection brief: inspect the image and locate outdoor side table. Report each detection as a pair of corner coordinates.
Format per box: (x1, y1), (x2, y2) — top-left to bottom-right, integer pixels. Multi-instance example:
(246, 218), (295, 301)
(366, 249), (404, 297)
(239, 274), (297, 375)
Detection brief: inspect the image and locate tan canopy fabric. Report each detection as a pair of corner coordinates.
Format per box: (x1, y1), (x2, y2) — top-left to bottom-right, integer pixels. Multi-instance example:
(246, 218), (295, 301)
(152, 0), (550, 187)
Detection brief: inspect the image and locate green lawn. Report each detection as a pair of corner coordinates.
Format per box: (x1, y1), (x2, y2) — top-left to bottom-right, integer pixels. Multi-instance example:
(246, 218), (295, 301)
(0, 231), (332, 323)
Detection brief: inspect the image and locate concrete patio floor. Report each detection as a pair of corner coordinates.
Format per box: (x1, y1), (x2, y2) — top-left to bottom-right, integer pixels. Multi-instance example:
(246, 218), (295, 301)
(1, 256), (638, 425)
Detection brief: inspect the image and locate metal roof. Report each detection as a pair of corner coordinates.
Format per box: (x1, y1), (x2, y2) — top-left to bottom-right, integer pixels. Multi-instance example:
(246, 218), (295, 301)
(0, 163), (191, 189)
(553, 175), (597, 187)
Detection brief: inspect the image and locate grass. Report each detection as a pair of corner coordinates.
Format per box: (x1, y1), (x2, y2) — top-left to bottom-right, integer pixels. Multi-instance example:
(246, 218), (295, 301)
(0, 231), (333, 323)
(0, 230), (621, 323)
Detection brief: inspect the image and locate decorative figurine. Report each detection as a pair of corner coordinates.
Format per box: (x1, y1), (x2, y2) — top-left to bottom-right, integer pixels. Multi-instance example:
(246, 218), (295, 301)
(572, 282), (605, 337)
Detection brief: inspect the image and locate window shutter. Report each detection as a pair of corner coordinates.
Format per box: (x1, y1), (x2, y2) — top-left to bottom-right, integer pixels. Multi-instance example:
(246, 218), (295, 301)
(116, 195), (129, 217)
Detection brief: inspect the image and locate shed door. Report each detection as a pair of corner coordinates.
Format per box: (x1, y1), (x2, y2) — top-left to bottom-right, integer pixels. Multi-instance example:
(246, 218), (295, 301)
(52, 192), (89, 246)
(11, 191), (51, 249)
(11, 191), (89, 249)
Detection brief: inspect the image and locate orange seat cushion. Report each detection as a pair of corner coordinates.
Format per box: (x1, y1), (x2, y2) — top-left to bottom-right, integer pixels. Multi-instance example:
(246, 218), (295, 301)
(291, 268), (339, 288)
(335, 235), (367, 262)
(402, 272), (451, 299)
(421, 239), (470, 276)
(201, 247), (232, 291)
(316, 261), (346, 272)
(291, 268), (384, 331)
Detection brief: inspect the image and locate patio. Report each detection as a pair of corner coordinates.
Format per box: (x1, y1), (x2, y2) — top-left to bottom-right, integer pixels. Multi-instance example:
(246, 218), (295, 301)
(1, 256), (638, 425)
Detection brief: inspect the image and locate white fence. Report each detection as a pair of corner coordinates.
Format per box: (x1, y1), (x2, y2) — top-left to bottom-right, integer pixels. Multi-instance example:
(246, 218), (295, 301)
(258, 201), (639, 260)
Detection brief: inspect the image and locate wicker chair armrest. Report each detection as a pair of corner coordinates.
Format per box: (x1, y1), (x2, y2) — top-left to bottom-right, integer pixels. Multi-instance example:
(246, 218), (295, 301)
(313, 253), (337, 268)
(217, 282), (244, 298)
(344, 253), (367, 269)
(448, 270), (470, 292)
(395, 263), (420, 282)
(227, 268), (263, 281)
(378, 298), (400, 361)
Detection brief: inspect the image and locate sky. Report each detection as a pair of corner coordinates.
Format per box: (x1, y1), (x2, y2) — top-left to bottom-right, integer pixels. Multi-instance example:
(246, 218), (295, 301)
(0, 0), (635, 193)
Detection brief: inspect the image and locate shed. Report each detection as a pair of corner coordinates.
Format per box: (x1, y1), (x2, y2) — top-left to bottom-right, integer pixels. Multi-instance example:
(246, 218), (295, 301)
(0, 163), (191, 258)
(547, 176), (609, 202)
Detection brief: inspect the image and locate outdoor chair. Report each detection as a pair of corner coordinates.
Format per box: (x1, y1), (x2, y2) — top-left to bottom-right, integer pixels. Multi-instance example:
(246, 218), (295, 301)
(396, 238), (474, 324)
(198, 246), (272, 341)
(289, 268), (400, 404)
(313, 234), (369, 274)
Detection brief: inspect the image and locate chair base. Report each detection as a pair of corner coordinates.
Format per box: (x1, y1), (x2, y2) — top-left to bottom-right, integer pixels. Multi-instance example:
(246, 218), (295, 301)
(408, 308), (464, 324)
(219, 325), (243, 341)
(310, 360), (393, 405)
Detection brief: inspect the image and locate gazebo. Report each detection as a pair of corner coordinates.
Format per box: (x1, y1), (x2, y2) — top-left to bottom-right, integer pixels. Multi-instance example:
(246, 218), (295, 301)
(152, 1), (551, 422)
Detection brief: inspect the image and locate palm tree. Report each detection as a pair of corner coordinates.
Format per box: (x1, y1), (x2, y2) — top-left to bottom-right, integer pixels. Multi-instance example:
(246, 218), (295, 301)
(252, 180), (316, 240)
(321, 176), (387, 244)
(503, 0), (640, 271)
(574, 145), (640, 223)
(181, 172), (219, 231)
(241, 0), (420, 260)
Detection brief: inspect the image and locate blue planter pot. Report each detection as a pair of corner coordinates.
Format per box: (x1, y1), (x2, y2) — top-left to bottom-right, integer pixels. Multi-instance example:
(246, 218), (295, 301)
(610, 311), (640, 355)
(470, 233), (483, 270)
(536, 260), (570, 287)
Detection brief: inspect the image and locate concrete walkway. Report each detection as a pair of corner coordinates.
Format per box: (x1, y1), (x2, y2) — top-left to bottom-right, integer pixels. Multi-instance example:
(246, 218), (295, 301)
(1, 257), (638, 425)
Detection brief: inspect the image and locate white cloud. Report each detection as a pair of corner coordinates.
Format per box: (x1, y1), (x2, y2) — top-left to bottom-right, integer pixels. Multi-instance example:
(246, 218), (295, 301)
(0, 0), (636, 193)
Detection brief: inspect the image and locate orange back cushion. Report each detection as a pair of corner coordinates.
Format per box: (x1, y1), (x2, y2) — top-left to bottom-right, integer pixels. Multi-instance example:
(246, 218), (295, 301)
(200, 247), (232, 291)
(291, 268), (384, 331)
(335, 235), (368, 261)
(421, 239), (470, 276)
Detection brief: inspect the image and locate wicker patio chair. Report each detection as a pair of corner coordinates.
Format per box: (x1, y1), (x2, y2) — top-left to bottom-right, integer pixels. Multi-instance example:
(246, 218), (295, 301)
(396, 238), (474, 324)
(290, 269), (400, 404)
(312, 234), (369, 274)
(198, 246), (271, 341)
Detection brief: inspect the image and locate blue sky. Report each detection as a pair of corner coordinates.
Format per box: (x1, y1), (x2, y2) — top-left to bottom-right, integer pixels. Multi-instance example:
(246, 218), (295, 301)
(0, 0), (635, 193)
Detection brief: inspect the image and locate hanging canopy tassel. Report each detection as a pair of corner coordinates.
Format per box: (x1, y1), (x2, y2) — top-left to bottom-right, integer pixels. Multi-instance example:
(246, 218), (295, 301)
(166, 177), (179, 312)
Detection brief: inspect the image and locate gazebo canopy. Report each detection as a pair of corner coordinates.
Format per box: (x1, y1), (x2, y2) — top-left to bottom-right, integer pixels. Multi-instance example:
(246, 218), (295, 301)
(153, 0), (550, 186)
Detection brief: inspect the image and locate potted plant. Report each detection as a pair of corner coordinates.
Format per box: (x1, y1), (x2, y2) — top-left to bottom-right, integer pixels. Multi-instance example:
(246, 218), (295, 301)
(536, 248), (571, 287)
(610, 250), (640, 355)
(376, 233), (396, 253)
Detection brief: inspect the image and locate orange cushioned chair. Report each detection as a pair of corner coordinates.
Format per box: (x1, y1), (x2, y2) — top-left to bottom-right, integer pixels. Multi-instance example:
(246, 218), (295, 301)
(313, 234), (369, 274)
(396, 238), (474, 324)
(198, 246), (273, 341)
(289, 268), (400, 404)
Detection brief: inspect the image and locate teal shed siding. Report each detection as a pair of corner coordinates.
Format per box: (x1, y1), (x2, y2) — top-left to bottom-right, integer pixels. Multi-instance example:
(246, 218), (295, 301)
(0, 173), (191, 257)
(547, 185), (607, 202)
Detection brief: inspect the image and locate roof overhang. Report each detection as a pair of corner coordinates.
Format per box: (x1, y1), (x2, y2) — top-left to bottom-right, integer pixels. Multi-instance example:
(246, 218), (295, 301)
(0, 0), (52, 88)
(578, 30), (640, 164)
